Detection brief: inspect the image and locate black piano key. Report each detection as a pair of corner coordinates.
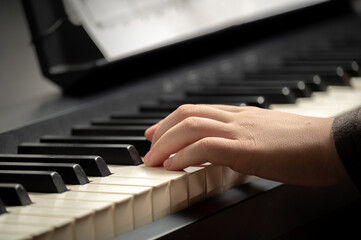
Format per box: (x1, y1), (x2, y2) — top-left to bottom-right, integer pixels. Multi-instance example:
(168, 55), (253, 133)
(0, 170), (67, 193)
(218, 80), (312, 97)
(283, 56), (352, 62)
(72, 125), (149, 137)
(0, 183), (32, 206)
(246, 67), (349, 85)
(292, 46), (361, 53)
(0, 198), (7, 214)
(138, 103), (184, 113)
(289, 53), (361, 62)
(110, 112), (169, 120)
(255, 65), (348, 76)
(186, 86), (297, 104)
(140, 95), (271, 111)
(294, 51), (361, 58)
(159, 95), (270, 108)
(329, 42), (361, 49)
(0, 154), (110, 177)
(140, 101), (257, 113)
(18, 143), (143, 166)
(243, 72), (348, 86)
(239, 74), (327, 91)
(329, 37), (361, 45)
(351, 61), (361, 75)
(299, 44), (361, 51)
(41, 135), (151, 156)
(281, 60), (360, 76)
(0, 162), (89, 185)
(283, 59), (356, 67)
(92, 118), (159, 126)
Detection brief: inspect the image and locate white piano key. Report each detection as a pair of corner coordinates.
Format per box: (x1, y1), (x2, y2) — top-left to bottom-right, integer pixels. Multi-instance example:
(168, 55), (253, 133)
(200, 163), (253, 195)
(108, 164), (189, 213)
(89, 176), (171, 221)
(30, 191), (133, 236)
(271, 86), (361, 118)
(7, 205), (95, 240)
(0, 214), (72, 240)
(222, 166), (247, 191)
(351, 77), (361, 89)
(0, 222), (52, 240)
(199, 163), (223, 198)
(183, 166), (206, 206)
(67, 184), (152, 229)
(0, 232), (32, 240)
(28, 196), (114, 240)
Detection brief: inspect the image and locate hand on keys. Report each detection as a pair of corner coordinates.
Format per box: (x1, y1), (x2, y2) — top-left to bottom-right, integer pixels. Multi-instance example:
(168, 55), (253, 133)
(144, 104), (348, 187)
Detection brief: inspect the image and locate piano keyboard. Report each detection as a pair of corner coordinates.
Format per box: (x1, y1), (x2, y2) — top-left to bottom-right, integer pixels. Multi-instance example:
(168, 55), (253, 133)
(1, 10), (361, 240)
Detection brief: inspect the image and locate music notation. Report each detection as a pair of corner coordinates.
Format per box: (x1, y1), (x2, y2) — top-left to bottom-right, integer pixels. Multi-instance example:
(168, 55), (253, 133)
(68, 0), (327, 60)
(81, 0), (194, 28)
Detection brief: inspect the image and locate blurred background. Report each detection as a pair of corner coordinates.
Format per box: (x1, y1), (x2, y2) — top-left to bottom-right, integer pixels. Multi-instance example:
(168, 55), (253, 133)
(0, 0), (63, 131)
(0, 0), (60, 108)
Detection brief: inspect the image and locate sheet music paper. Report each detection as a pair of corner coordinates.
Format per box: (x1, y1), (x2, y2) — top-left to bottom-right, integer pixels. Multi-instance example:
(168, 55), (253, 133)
(65, 0), (327, 61)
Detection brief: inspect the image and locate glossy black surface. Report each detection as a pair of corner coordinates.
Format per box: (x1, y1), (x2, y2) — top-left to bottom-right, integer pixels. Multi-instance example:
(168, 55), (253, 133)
(0, 162), (89, 185)
(18, 143), (143, 165)
(0, 183), (32, 206)
(0, 154), (111, 177)
(41, 135), (151, 156)
(0, 170), (67, 193)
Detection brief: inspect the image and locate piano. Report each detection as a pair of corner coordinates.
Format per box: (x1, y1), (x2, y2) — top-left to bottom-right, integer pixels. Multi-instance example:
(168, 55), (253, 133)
(1, 0), (361, 239)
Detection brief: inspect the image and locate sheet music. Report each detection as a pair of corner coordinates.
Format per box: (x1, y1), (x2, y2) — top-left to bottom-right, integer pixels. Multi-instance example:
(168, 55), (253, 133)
(66, 0), (327, 61)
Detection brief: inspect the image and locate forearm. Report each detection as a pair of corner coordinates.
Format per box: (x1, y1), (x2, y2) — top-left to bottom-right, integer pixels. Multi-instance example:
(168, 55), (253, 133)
(332, 107), (361, 191)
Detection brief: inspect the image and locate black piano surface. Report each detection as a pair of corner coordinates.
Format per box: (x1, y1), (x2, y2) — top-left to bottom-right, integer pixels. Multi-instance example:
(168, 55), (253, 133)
(1, 0), (361, 239)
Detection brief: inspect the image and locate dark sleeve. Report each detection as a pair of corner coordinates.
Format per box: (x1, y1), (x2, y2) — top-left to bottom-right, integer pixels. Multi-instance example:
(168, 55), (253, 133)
(332, 107), (361, 191)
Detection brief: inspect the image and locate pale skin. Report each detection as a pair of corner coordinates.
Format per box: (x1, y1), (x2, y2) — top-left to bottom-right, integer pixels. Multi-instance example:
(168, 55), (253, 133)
(144, 104), (349, 187)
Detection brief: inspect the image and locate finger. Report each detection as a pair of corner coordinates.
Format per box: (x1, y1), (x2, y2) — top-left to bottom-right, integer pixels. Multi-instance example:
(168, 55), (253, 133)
(145, 104), (251, 142)
(162, 137), (243, 171)
(151, 104), (233, 146)
(144, 122), (159, 141)
(144, 117), (234, 167)
(199, 104), (248, 112)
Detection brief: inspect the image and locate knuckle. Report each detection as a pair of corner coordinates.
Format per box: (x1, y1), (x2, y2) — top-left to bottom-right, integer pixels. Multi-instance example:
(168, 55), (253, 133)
(175, 104), (194, 117)
(181, 117), (199, 130)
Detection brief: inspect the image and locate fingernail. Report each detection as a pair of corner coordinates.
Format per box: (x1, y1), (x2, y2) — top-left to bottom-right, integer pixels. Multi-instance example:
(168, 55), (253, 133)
(163, 158), (172, 169)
